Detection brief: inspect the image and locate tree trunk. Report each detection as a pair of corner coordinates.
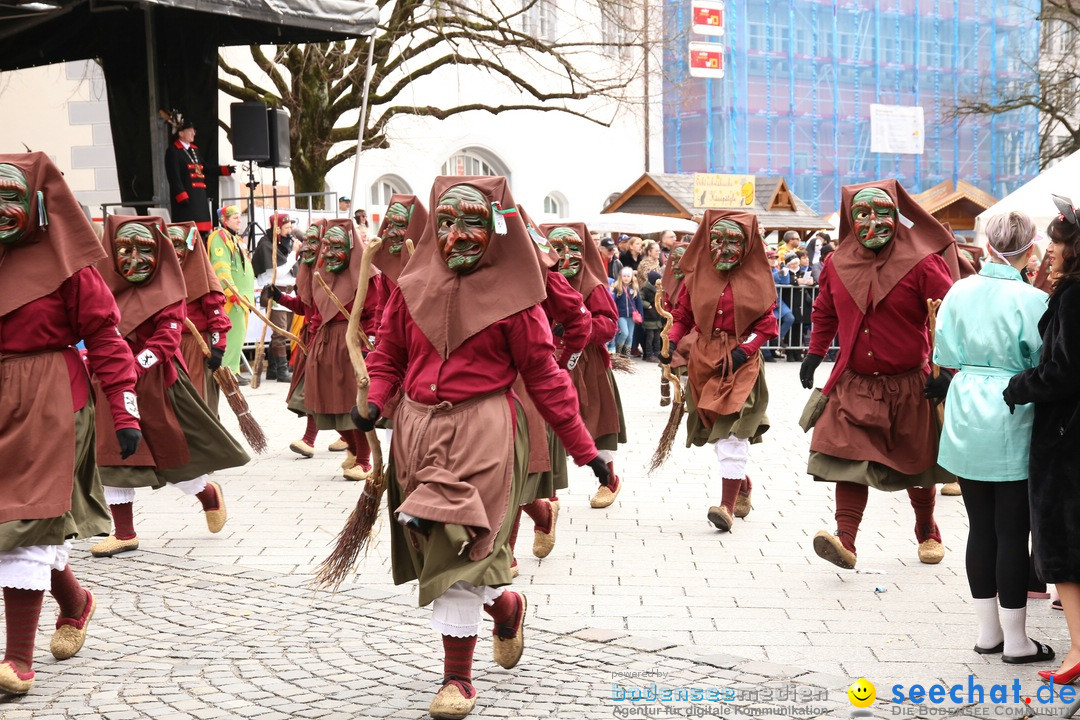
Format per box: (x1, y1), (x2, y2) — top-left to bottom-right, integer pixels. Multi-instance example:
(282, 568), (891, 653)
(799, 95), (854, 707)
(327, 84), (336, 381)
(292, 162), (331, 210)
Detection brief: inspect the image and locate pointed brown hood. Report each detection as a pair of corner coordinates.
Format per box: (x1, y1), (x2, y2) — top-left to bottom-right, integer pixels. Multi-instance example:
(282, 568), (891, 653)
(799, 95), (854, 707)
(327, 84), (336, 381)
(168, 220), (221, 303)
(397, 176), (547, 358)
(538, 221), (606, 299)
(313, 218), (363, 324)
(373, 194), (428, 287)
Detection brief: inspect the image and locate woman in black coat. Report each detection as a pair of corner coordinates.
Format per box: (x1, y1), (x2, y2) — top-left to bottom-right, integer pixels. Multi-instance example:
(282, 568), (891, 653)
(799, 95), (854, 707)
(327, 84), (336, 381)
(1005, 203), (1080, 684)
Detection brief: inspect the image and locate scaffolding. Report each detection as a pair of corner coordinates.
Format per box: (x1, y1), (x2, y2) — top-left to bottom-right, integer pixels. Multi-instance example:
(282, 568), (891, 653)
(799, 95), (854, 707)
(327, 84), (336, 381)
(662, 0), (1041, 213)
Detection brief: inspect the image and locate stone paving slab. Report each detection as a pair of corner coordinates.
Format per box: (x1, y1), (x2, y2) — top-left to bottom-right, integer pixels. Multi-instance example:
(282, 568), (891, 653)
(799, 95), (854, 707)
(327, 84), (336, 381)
(2, 362), (1071, 718)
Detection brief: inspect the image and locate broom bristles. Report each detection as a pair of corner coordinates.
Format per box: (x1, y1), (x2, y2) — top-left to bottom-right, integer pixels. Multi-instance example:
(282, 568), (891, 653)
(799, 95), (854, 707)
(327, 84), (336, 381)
(313, 474), (387, 590)
(649, 403), (684, 473)
(214, 367), (268, 453)
(610, 354), (636, 374)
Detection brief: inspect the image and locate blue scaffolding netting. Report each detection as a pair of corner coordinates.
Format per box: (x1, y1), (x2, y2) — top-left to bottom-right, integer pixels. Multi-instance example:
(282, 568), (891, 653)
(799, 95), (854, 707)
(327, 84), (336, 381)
(663, 0), (1042, 214)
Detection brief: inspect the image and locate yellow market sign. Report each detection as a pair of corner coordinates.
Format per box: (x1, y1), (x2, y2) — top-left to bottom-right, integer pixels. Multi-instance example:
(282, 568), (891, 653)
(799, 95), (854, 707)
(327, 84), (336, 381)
(693, 173), (755, 209)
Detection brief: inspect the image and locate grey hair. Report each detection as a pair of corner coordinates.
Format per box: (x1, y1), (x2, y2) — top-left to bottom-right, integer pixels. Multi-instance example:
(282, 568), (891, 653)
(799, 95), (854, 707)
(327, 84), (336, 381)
(985, 211), (1035, 259)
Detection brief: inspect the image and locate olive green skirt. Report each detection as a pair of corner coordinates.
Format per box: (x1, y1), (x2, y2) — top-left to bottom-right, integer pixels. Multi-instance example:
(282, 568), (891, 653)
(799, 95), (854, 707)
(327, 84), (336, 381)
(685, 368), (770, 448)
(808, 453), (955, 491)
(314, 412), (358, 432)
(388, 406), (528, 607)
(286, 373), (309, 417)
(520, 428), (568, 504)
(99, 369), (250, 490)
(0, 400), (111, 551)
(595, 369), (628, 452)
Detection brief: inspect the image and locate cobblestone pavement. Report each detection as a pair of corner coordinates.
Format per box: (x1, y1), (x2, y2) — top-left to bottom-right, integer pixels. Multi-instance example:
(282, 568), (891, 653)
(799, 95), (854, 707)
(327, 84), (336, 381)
(2, 361), (1070, 718)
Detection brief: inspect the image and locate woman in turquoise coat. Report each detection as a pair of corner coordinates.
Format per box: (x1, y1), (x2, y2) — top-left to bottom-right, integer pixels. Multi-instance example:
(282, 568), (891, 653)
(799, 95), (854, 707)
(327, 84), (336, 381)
(931, 211), (1052, 664)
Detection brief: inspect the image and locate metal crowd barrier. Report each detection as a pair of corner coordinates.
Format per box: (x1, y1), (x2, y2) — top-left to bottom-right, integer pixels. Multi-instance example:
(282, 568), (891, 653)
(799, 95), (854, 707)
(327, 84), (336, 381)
(767, 282), (838, 353)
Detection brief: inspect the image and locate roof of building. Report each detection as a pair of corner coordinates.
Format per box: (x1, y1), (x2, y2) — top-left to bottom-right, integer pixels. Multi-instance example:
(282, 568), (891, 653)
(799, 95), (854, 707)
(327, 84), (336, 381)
(603, 173), (830, 232)
(913, 180), (998, 215)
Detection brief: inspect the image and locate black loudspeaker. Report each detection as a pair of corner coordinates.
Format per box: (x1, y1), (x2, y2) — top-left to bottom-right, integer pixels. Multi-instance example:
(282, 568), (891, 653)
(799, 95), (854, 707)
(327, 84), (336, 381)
(230, 102), (270, 162)
(259, 108), (291, 169)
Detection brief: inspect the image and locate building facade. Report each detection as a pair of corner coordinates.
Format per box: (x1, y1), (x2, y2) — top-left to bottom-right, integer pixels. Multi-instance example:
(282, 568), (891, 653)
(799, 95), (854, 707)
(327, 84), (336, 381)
(662, 0), (1041, 213)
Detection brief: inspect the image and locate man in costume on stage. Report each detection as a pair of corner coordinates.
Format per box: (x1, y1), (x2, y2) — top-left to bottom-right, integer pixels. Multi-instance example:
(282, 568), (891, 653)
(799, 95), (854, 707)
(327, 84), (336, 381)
(800, 180), (956, 569)
(353, 177), (608, 719)
(163, 111), (231, 236)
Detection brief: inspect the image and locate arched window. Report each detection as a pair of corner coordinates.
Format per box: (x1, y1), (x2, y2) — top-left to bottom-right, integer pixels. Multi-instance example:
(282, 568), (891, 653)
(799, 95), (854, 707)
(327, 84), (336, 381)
(441, 147), (511, 180)
(370, 174), (412, 208)
(544, 191), (568, 217)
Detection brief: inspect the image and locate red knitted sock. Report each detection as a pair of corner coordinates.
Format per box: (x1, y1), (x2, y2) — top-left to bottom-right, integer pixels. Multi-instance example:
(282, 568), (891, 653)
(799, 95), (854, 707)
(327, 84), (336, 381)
(508, 508), (522, 555)
(483, 591), (522, 635)
(605, 462), (620, 492)
(834, 482), (868, 554)
(549, 494), (559, 503)
(110, 502), (137, 540)
(49, 565), (86, 620)
(907, 486), (940, 541)
(739, 476), (753, 496)
(522, 499), (552, 534)
(720, 478), (742, 514)
(352, 430), (371, 471)
(442, 634), (477, 685)
(195, 483), (220, 512)
(301, 416), (318, 446)
(3, 587), (43, 672)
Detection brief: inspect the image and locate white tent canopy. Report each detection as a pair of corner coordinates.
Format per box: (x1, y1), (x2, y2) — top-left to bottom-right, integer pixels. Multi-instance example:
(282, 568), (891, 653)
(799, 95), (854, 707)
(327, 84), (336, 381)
(571, 212), (699, 235)
(975, 149), (1080, 245)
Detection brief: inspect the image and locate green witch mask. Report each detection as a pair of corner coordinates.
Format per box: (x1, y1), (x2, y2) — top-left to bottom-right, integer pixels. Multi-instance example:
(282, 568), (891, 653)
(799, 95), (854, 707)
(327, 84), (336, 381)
(709, 219), (747, 271)
(383, 202), (411, 255)
(321, 225), (351, 274)
(114, 222), (158, 284)
(851, 188), (897, 249)
(0, 164), (31, 245)
(670, 245), (687, 280)
(167, 225), (190, 263)
(436, 184), (491, 274)
(547, 227), (584, 279)
(300, 224), (322, 266)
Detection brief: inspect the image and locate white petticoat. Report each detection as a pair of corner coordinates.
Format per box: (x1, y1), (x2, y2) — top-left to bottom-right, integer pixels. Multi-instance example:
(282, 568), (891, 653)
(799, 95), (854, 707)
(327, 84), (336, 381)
(431, 581), (505, 637)
(714, 434), (750, 478)
(0, 542), (71, 591)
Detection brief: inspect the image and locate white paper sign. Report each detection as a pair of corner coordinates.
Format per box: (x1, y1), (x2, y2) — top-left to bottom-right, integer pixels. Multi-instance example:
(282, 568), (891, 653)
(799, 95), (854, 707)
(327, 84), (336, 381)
(870, 104), (925, 155)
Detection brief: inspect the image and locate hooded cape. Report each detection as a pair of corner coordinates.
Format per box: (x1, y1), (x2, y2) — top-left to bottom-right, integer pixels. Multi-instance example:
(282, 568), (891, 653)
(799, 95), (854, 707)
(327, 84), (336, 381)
(832, 179), (957, 314)
(373, 194), (428, 287)
(313, 218), (363, 325)
(96, 215), (187, 338)
(680, 210), (774, 338)
(168, 220), (221, 303)
(659, 240), (690, 302)
(0, 152), (106, 318)
(397, 176), (547, 359)
(538, 221), (606, 300)
(295, 219), (325, 309)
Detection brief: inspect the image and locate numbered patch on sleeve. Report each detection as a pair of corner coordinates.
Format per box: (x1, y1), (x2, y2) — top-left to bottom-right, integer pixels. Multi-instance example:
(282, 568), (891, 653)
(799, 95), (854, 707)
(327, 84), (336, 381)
(123, 391), (141, 419)
(566, 352), (581, 370)
(210, 333), (220, 345)
(745, 333), (758, 345)
(136, 349), (159, 369)
(169, 322), (178, 330)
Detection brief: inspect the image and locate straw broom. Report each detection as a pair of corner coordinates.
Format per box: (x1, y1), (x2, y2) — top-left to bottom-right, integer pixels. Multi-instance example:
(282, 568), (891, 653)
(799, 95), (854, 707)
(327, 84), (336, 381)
(182, 317), (267, 454)
(220, 278), (308, 353)
(649, 280), (685, 472)
(314, 238), (387, 590)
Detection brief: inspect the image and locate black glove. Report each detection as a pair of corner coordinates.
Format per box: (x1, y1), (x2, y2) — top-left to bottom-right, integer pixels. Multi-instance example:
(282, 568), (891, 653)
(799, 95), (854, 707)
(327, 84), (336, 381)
(552, 323), (565, 337)
(587, 456), (611, 486)
(730, 347), (748, 371)
(350, 402), (380, 432)
(1003, 388), (1016, 415)
(266, 284), (283, 302)
(658, 352), (672, 366)
(923, 369), (953, 404)
(116, 428), (142, 459)
(800, 353), (824, 389)
(207, 346), (225, 372)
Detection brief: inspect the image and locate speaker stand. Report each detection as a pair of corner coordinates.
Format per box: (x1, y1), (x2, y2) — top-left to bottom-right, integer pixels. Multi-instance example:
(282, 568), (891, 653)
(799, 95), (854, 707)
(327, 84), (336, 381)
(244, 161), (263, 252)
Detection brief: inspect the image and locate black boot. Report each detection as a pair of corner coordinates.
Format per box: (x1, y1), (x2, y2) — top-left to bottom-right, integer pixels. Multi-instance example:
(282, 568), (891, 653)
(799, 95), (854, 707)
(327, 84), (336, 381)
(263, 353), (277, 381)
(275, 355), (292, 383)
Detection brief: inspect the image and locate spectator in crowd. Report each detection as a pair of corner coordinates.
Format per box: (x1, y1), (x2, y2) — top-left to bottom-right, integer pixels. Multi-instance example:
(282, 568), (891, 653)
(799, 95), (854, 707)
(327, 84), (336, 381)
(253, 213), (299, 383)
(770, 254), (797, 360)
(659, 230), (677, 265)
(777, 230), (803, 263)
(612, 267), (643, 357)
(353, 208), (368, 229)
(620, 236), (644, 270)
(639, 270), (664, 362)
(806, 232), (828, 280)
(616, 234), (631, 254)
(636, 240), (662, 288)
(338, 196), (350, 214)
(599, 236), (623, 281)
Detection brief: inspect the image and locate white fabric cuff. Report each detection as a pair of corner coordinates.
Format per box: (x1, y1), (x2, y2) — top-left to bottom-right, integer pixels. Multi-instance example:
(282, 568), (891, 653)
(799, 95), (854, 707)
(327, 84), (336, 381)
(173, 475), (208, 496)
(713, 434), (751, 478)
(430, 582), (505, 637)
(104, 486), (136, 505)
(0, 543), (71, 591)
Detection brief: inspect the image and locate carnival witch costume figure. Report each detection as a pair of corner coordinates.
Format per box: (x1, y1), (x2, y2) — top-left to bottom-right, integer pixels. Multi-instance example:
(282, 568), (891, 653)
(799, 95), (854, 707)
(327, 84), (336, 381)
(352, 177), (608, 719)
(660, 211), (777, 532)
(90, 216), (250, 558)
(506, 213), (592, 571)
(539, 222), (626, 509)
(0, 154), (142, 694)
(273, 219), (326, 458)
(305, 218), (382, 481)
(168, 221), (231, 417)
(800, 179), (957, 570)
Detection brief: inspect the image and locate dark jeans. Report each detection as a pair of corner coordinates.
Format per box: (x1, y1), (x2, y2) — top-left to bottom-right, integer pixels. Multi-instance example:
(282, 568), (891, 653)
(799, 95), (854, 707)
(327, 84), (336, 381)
(957, 478), (1031, 609)
(643, 327), (662, 358)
